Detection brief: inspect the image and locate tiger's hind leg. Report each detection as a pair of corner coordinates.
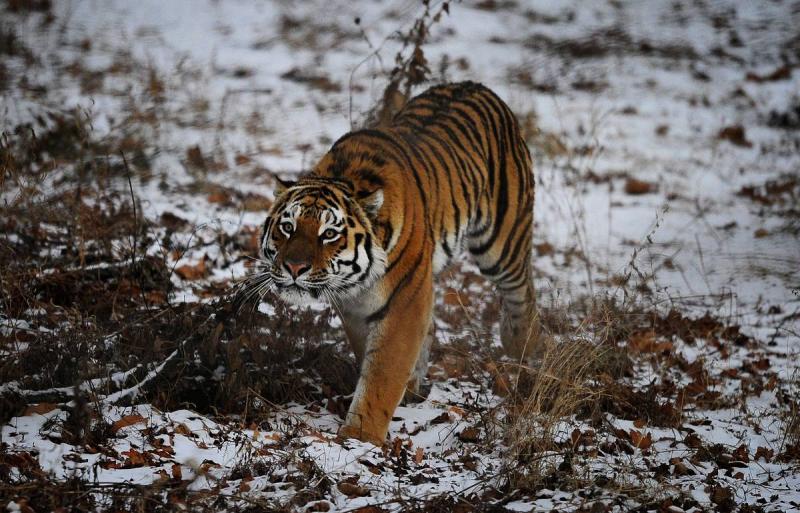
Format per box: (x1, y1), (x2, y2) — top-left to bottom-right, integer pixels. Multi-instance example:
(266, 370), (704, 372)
(468, 208), (540, 362)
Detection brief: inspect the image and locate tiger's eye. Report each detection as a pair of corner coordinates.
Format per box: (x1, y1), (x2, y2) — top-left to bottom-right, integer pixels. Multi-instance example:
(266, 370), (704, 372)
(280, 222), (293, 235)
(324, 229), (337, 239)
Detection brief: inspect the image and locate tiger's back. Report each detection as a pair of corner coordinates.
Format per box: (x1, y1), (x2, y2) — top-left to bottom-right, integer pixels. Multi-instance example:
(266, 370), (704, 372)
(258, 82), (538, 445)
(315, 81), (536, 343)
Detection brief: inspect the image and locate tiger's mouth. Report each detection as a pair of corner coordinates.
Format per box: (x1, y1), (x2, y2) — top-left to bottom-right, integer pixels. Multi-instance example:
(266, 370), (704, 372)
(274, 281), (323, 302)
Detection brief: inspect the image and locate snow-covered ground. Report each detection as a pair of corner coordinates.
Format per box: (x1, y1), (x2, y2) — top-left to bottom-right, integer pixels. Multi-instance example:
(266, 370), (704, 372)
(2, 0), (799, 511)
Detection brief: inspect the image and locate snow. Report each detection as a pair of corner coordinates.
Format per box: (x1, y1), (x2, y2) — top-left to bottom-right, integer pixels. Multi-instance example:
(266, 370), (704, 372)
(2, 0), (799, 510)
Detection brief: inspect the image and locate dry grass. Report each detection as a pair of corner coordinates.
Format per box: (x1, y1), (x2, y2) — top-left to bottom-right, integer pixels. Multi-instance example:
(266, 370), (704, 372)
(781, 369), (800, 452)
(2, 4), (798, 511)
(501, 335), (607, 489)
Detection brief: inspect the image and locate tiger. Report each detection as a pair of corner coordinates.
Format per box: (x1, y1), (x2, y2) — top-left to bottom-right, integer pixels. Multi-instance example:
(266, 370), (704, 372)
(255, 81), (539, 446)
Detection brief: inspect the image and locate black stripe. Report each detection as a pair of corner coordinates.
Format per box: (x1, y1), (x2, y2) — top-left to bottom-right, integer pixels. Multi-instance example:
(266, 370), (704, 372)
(366, 248), (425, 323)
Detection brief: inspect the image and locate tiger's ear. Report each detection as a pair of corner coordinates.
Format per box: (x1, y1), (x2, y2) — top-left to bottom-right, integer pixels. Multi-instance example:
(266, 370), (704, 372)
(273, 175), (296, 197)
(357, 189), (384, 218)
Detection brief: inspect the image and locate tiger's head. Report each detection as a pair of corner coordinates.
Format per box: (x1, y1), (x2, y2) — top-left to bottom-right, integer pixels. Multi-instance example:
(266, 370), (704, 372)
(255, 177), (387, 305)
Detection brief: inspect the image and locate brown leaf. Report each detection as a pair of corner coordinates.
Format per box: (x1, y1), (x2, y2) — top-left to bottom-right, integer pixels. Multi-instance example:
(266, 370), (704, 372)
(430, 411), (451, 424)
(112, 414), (146, 433)
(732, 444), (750, 462)
(752, 358), (771, 371)
(171, 463), (182, 480)
(186, 145), (207, 170)
(175, 258), (207, 280)
(671, 459), (690, 476)
(414, 447), (424, 464)
(121, 449), (148, 467)
(160, 212), (188, 231)
(709, 485), (734, 510)
(685, 379), (707, 396)
(718, 125), (752, 148)
(721, 368), (739, 379)
(241, 193), (272, 212)
(628, 330), (673, 353)
(569, 428), (582, 448)
(684, 433), (703, 448)
(207, 190), (230, 204)
(307, 502), (331, 512)
(753, 228), (769, 238)
(448, 406), (466, 417)
(534, 242), (554, 256)
(624, 178), (657, 195)
(23, 403), (58, 416)
(755, 446), (774, 462)
(458, 427), (480, 443)
(746, 66), (791, 82)
(145, 290), (167, 304)
(629, 430), (652, 450)
(484, 362), (511, 396)
(337, 481), (370, 497)
(174, 423), (192, 436)
(389, 437), (404, 458)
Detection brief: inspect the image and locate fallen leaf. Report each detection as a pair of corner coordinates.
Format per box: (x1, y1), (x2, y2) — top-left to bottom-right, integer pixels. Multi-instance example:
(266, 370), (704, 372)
(430, 412), (451, 425)
(732, 444), (750, 462)
(746, 66), (791, 82)
(447, 405), (465, 417)
(174, 423), (192, 436)
(23, 403), (58, 416)
(186, 145), (207, 170)
(337, 481), (370, 497)
(628, 330), (673, 353)
(624, 178), (657, 195)
(207, 190), (230, 204)
(629, 430), (652, 450)
(458, 427), (480, 443)
(121, 449), (148, 467)
(175, 258), (207, 280)
(684, 433), (703, 448)
(112, 414), (146, 433)
(709, 485), (734, 511)
(671, 458), (690, 476)
(534, 242), (554, 256)
(171, 463), (182, 480)
(718, 125), (752, 148)
(414, 447), (424, 464)
(145, 290), (167, 304)
(242, 193), (272, 212)
(755, 446), (774, 462)
(306, 501), (331, 512)
(160, 212), (188, 231)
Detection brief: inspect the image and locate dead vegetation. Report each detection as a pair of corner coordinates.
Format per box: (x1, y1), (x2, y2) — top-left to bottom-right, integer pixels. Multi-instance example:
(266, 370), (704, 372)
(2, 1), (799, 512)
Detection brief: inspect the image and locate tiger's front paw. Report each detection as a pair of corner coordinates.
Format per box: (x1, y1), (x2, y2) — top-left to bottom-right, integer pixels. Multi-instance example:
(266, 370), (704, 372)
(338, 423), (386, 446)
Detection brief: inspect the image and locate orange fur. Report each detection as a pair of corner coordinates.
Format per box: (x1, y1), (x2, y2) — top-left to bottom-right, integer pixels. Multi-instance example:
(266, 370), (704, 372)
(257, 82), (539, 445)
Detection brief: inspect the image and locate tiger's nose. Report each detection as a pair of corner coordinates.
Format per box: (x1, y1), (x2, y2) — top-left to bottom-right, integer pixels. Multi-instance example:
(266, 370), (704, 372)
(285, 260), (311, 279)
